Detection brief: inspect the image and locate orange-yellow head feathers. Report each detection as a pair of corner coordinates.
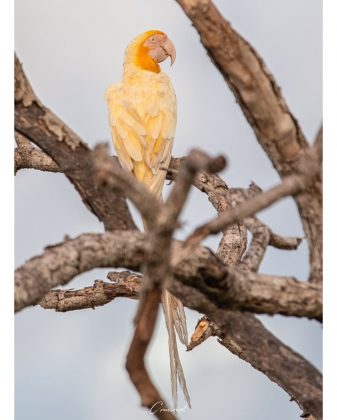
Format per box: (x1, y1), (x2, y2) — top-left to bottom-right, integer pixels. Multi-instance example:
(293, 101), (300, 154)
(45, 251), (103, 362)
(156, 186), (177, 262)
(124, 30), (176, 73)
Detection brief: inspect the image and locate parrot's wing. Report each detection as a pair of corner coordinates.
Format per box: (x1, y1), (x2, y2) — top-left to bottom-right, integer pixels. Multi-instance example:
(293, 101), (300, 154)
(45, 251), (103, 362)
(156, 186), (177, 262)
(105, 81), (176, 180)
(105, 84), (147, 172)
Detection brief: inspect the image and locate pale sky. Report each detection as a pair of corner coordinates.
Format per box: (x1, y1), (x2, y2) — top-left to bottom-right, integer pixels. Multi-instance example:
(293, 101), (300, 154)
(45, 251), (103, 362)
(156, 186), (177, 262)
(15, 1), (322, 419)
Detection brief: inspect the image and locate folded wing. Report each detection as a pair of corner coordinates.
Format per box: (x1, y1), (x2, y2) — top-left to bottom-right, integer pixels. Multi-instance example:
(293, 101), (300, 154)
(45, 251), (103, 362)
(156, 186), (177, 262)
(105, 80), (176, 198)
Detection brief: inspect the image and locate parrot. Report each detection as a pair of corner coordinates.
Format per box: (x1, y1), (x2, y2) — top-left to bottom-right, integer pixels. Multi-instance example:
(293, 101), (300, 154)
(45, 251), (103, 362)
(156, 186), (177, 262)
(105, 30), (191, 408)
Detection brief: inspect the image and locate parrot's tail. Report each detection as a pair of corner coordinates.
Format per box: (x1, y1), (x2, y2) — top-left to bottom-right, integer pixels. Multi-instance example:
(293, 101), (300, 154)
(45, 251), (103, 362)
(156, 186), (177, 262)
(139, 168), (191, 409)
(162, 289), (191, 408)
(141, 221), (191, 408)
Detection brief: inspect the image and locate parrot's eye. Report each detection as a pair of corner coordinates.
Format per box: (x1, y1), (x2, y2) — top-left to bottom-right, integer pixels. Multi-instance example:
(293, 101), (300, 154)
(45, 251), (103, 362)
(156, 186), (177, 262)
(150, 37), (156, 43)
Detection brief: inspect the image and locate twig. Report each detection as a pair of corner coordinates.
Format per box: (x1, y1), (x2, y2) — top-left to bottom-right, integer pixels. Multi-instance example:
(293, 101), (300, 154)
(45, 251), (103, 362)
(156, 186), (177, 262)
(240, 218), (270, 271)
(169, 158), (302, 257)
(187, 317), (216, 351)
(186, 175), (307, 246)
(15, 132), (60, 173)
(39, 274), (141, 311)
(182, 141), (321, 259)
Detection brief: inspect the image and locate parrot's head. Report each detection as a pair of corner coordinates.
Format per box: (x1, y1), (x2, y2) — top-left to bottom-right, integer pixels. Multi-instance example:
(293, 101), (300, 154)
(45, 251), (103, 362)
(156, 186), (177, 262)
(124, 30), (176, 73)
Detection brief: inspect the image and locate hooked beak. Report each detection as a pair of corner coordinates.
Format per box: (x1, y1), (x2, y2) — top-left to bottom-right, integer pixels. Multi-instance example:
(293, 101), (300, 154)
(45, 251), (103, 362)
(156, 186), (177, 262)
(161, 37), (176, 66)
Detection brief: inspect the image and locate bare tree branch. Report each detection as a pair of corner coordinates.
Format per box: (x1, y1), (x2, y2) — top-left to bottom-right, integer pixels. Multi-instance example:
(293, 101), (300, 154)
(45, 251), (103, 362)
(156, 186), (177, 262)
(182, 140), (321, 256)
(240, 218), (270, 271)
(39, 272), (140, 311)
(169, 153), (322, 418)
(17, 227), (322, 418)
(174, 0), (322, 284)
(168, 158), (302, 253)
(186, 311), (322, 418)
(209, 311), (322, 419)
(14, 55), (136, 231)
(175, 0), (308, 168)
(15, 132), (60, 173)
(16, 231), (322, 321)
(15, 231), (145, 312)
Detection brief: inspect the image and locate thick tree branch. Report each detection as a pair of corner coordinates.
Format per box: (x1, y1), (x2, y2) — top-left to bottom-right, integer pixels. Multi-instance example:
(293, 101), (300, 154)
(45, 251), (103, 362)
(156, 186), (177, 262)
(15, 231), (145, 312)
(15, 232), (322, 321)
(210, 311), (322, 419)
(38, 264), (321, 321)
(28, 235), (322, 418)
(14, 55), (136, 231)
(17, 226), (322, 417)
(174, 0), (322, 284)
(175, 0), (308, 166)
(168, 152), (322, 418)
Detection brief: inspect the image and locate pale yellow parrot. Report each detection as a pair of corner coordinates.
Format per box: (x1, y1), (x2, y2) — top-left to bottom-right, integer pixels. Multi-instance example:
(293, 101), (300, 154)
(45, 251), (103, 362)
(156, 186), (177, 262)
(105, 30), (190, 408)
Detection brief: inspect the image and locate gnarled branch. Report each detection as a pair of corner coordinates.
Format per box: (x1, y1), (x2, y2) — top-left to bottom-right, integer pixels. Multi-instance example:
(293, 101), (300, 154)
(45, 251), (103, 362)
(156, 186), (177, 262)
(15, 231), (322, 321)
(15, 55), (136, 231)
(15, 132), (60, 173)
(174, 0), (322, 285)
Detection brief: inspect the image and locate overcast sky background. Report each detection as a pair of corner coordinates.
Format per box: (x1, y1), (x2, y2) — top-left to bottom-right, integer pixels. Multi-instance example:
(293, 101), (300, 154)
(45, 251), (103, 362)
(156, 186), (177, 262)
(15, 1), (322, 419)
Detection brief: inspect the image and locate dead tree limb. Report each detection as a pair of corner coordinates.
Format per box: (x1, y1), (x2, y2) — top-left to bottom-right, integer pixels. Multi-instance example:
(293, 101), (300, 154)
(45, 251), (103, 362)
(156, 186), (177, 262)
(14, 55), (136, 231)
(182, 140), (321, 256)
(15, 131), (60, 173)
(210, 310), (322, 419)
(15, 231), (322, 321)
(31, 239), (323, 418)
(169, 153), (323, 418)
(39, 272), (141, 311)
(169, 158), (302, 253)
(174, 0), (322, 284)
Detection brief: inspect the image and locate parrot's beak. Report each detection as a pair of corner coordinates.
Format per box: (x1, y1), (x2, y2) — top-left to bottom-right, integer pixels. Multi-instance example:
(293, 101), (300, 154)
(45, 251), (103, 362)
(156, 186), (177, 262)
(162, 38), (176, 66)
(145, 33), (176, 66)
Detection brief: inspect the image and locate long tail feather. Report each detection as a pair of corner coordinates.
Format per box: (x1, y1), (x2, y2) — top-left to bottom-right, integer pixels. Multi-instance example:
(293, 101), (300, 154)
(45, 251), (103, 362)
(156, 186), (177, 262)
(170, 293), (188, 347)
(140, 163), (190, 408)
(162, 289), (191, 408)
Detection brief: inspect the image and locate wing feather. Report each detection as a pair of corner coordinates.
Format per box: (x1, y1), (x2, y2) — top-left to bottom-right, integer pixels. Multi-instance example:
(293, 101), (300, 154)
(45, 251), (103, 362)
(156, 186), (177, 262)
(105, 73), (176, 196)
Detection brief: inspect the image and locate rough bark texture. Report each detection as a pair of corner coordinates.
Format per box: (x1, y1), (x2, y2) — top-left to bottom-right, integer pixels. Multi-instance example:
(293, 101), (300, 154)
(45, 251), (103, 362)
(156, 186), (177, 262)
(15, 132), (60, 173)
(39, 273), (140, 311)
(211, 311), (322, 419)
(15, 232), (322, 322)
(14, 56), (136, 231)
(184, 140), (321, 250)
(175, 0), (322, 284)
(29, 241), (323, 418)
